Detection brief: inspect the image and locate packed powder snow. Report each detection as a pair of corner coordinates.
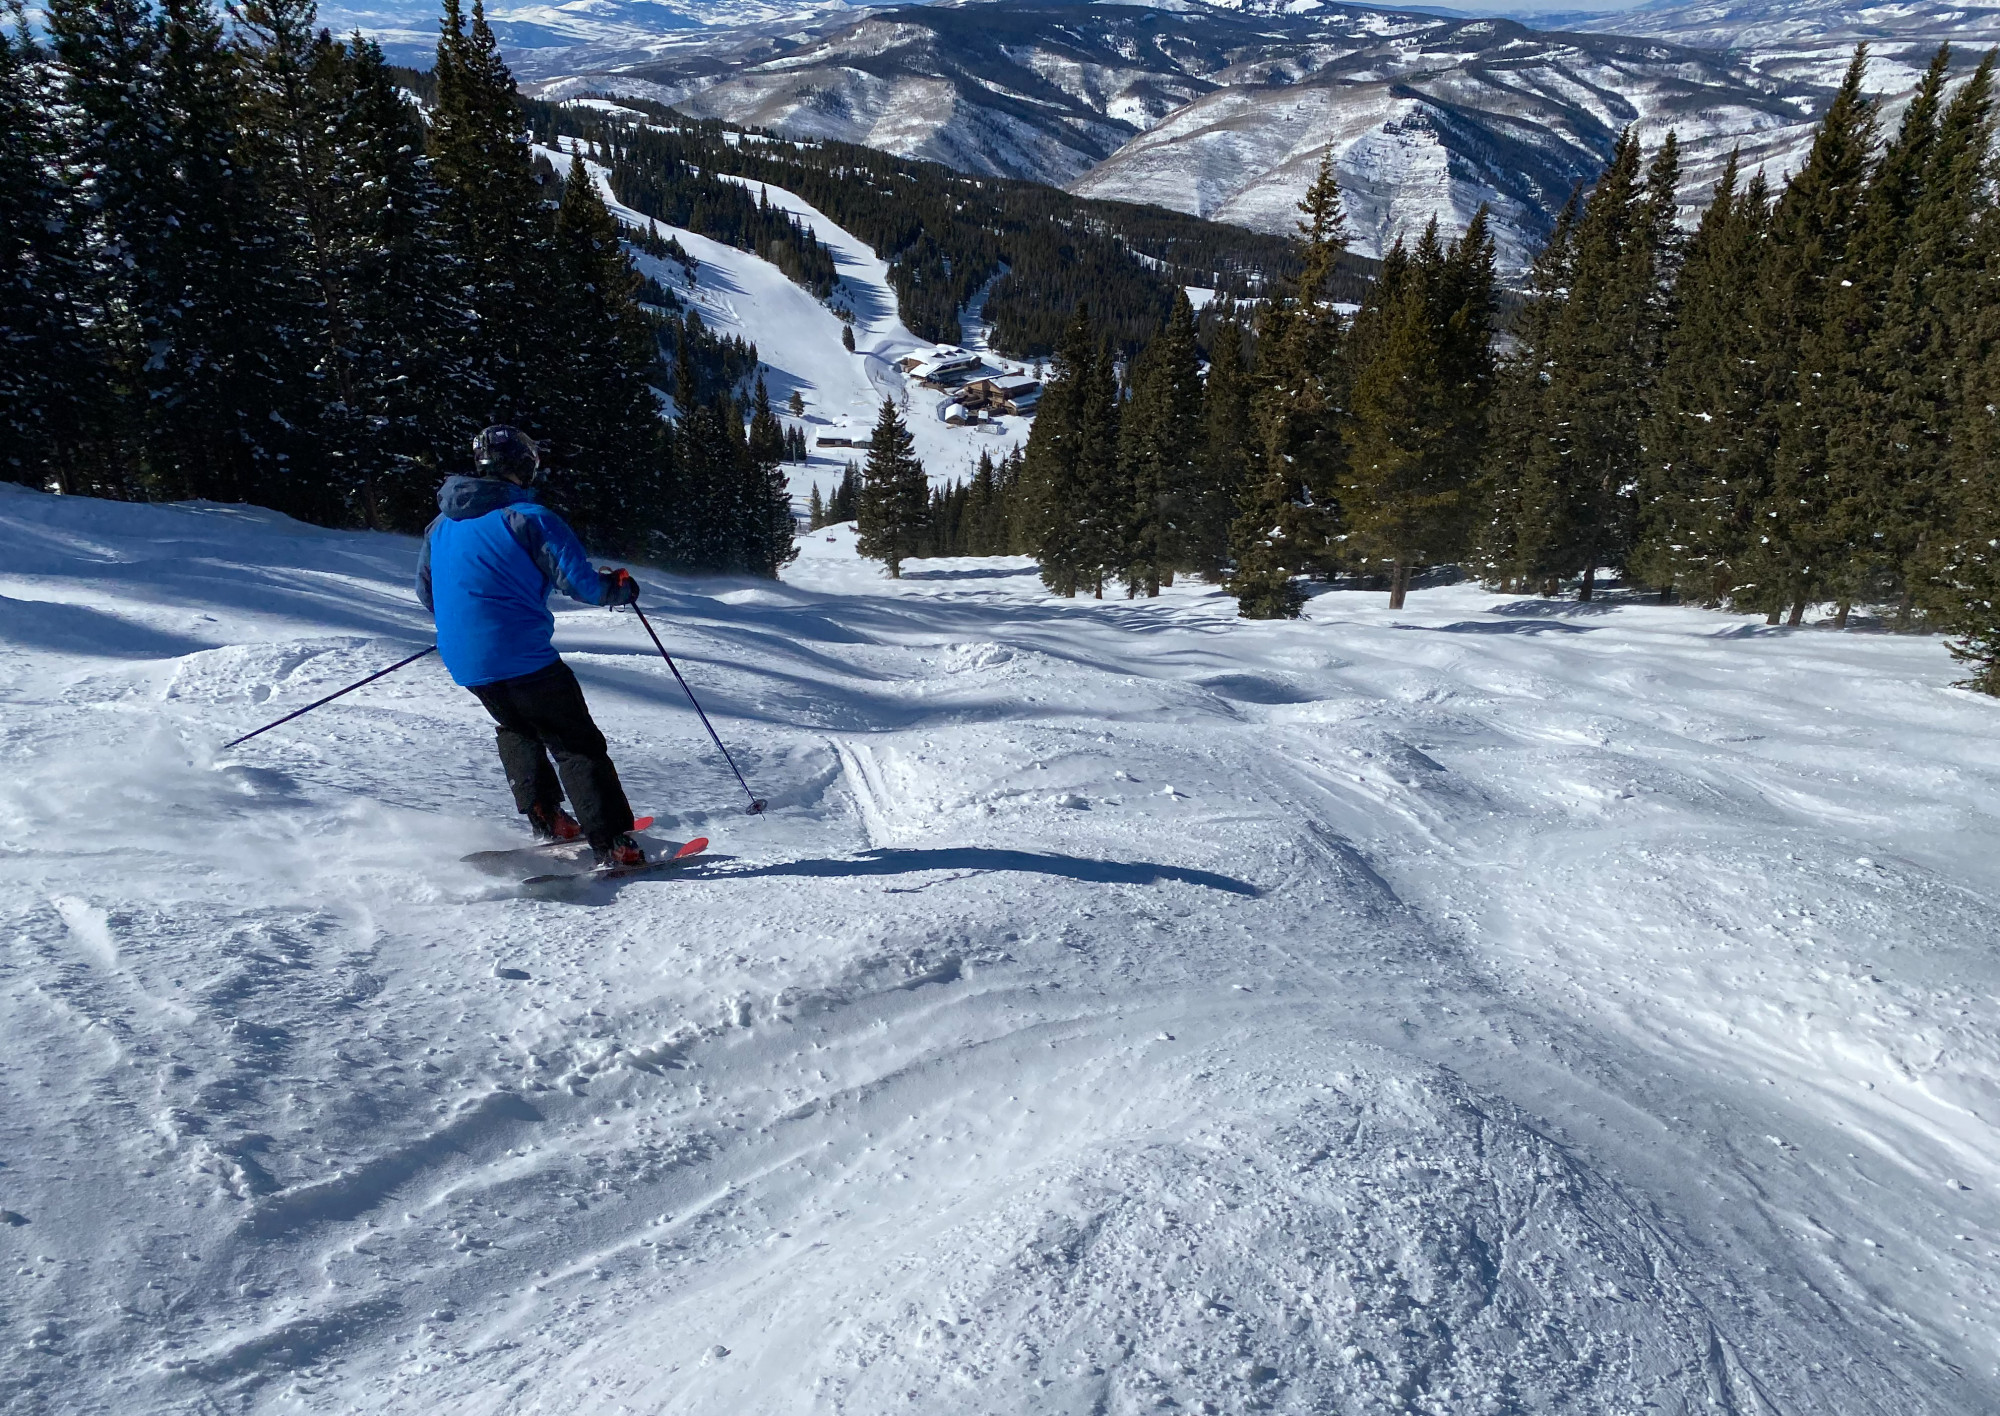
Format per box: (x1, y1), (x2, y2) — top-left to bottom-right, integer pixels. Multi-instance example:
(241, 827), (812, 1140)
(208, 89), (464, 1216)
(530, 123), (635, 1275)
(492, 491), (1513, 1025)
(1, 487), (1997, 1413)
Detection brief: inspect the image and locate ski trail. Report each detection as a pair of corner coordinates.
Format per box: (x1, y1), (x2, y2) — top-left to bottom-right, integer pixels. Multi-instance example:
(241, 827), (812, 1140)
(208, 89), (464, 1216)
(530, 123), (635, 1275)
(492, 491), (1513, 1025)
(2, 491), (1998, 1412)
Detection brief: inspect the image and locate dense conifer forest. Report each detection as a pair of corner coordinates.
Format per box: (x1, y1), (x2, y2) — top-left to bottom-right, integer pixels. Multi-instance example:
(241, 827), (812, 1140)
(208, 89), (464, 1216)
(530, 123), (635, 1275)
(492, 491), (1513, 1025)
(833, 46), (2000, 693)
(526, 97), (1352, 357)
(0, 0), (791, 575)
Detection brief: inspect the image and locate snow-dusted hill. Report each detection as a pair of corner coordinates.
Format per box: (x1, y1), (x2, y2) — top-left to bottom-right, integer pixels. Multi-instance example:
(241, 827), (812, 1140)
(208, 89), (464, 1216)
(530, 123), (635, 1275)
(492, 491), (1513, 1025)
(511, 0), (2000, 270)
(546, 133), (1031, 492)
(5, 481), (2000, 1413)
(321, 0), (863, 67)
(1572, 0), (2000, 55)
(552, 1), (1814, 266)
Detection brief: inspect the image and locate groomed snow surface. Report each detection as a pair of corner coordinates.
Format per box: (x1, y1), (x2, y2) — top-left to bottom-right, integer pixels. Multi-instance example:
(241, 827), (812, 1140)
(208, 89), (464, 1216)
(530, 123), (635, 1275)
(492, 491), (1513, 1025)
(4, 485), (1999, 1414)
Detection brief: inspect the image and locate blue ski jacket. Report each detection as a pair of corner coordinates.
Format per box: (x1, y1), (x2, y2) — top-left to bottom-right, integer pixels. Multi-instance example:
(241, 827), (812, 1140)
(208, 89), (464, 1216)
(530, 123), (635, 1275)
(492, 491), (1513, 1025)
(416, 476), (619, 688)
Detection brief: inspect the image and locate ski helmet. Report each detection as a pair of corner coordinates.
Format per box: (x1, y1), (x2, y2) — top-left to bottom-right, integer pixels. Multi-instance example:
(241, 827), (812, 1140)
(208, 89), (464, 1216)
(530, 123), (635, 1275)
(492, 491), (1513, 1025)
(472, 425), (542, 483)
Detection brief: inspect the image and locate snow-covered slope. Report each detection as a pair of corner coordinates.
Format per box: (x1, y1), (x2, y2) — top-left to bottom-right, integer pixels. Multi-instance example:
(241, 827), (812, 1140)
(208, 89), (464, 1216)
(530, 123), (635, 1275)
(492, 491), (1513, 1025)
(538, 0), (1811, 267)
(547, 136), (1031, 492)
(320, 0), (863, 67)
(1572, 0), (2000, 55)
(5, 483), (2000, 1413)
(517, 0), (1998, 270)
(1562, 0), (2000, 200)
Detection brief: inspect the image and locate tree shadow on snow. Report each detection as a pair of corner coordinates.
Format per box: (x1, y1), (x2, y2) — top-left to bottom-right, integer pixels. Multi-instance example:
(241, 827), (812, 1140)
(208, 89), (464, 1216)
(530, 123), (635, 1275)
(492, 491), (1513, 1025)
(706, 847), (1262, 897)
(0, 592), (225, 659)
(897, 565), (1042, 582)
(1411, 619), (1597, 635)
(1487, 598), (1619, 618)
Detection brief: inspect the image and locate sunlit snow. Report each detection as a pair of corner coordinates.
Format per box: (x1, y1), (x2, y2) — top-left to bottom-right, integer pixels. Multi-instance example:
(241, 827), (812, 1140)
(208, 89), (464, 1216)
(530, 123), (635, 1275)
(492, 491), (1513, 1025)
(2, 485), (1998, 1412)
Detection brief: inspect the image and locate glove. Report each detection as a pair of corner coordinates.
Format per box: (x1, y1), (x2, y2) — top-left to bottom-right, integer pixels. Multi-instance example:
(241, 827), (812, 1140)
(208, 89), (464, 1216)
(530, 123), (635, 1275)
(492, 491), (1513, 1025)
(600, 567), (640, 605)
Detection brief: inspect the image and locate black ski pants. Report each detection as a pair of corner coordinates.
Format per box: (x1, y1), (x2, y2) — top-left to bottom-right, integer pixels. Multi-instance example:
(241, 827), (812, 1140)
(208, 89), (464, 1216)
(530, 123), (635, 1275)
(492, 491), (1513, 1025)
(469, 659), (634, 847)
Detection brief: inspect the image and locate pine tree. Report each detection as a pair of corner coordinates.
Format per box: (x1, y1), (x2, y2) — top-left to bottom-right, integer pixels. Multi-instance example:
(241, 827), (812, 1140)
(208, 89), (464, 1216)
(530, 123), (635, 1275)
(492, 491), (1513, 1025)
(231, 0), (342, 503)
(1808, 46), (1961, 624)
(0, 3), (108, 491)
(855, 399), (928, 577)
(1436, 207), (1499, 520)
(314, 34), (477, 529)
(1746, 47), (1880, 624)
(1483, 129), (1675, 599)
(965, 449), (1001, 554)
(748, 376), (787, 470)
(42, 0), (162, 497)
(660, 393), (773, 574)
(740, 377), (796, 575)
(1631, 154), (1774, 604)
(1874, 50), (1995, 626)
(1476, 190), (1576, 590)
(545, 150), (670, 553)
(830, 460), (861, 523)
(1075, 339), (1125, 597)
(1230, 154), (1348, 618)
(1020, 304), (1104, 596)
(1340, 212), (1496, 607)
(1919, 50), (2000, 678)
(234, 5), (473, 528)
(807, 482), (826, 530)
(433, 0), (558, 431)
(1930, 311), (2000, 686)
(1190, 317), (1251, 581)
(48, 0), (296, 506)
(1119, 289), (1204, 595)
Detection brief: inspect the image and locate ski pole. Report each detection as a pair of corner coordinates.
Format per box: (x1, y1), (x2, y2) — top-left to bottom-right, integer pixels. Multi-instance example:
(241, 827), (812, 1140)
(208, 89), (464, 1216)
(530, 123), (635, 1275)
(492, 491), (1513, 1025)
(221, 644), (437, 751)
(630, 605), (767, 815)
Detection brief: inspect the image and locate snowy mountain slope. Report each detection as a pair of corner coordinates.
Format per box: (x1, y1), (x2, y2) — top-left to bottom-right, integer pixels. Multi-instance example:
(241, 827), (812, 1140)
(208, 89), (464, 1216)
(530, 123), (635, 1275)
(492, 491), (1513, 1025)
(535, 0), (1810, 266)
(1563, 0), (2000, 186)
(1068, 35), (1807, 268)
(548, 137), (1031, 490)
(320, 0), (863, 68)
(512, 0), (2000, 270)
(4, 484), (2000, 1412)
(1573, 0), (2000, 53)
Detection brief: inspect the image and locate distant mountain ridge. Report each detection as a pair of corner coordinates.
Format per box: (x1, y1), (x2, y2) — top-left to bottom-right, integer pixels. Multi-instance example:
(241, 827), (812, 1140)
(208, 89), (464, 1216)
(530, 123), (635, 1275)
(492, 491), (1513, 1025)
(525, 0), (1816, 268)
(342, 0), (2000, 272)
(1571, 0), (2000, 50)
(320, 0), (862, 67)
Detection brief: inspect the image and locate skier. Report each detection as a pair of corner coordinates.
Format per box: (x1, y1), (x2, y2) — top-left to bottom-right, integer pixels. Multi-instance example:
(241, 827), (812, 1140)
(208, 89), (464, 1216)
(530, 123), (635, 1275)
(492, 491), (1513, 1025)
(416, 425), (647, 868)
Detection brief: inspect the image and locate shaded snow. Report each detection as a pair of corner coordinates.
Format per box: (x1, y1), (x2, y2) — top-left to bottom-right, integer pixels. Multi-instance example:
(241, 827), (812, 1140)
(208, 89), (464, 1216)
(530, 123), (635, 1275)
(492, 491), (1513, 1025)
(2, 490), (1998, 1412)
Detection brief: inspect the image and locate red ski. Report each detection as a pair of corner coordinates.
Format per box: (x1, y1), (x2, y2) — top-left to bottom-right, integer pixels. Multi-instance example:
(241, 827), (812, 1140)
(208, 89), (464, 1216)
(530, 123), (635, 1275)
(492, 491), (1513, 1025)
(462, 816), (655, 874)
(520, 836), (708, 893)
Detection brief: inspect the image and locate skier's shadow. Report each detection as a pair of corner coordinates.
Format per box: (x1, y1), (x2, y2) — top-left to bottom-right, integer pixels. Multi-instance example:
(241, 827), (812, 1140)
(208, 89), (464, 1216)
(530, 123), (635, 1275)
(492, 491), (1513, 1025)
(697, 847), (1262, 897)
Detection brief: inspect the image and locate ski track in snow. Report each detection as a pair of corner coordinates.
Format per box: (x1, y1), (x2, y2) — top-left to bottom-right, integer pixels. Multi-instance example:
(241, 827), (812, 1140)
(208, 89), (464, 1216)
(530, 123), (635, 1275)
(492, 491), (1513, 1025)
(2, 487), (1998, 1412)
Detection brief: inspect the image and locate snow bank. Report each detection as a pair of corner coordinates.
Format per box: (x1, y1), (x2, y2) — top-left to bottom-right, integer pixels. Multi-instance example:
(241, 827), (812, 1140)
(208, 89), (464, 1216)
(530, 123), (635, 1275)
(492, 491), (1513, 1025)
(3, 488), (1998, 1413)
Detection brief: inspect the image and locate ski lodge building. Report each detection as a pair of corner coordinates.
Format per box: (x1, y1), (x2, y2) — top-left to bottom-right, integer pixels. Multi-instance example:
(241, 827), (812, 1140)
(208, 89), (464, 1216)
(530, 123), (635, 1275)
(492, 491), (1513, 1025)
(899, 346), (983, 387)
(957, 374), (1041, 416)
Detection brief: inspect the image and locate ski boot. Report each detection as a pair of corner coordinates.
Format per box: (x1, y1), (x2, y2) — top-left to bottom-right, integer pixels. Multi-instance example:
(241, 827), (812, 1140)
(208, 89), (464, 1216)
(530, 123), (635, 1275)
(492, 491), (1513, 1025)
(529, 802), (583, 842)
(593, 834), (645, 869)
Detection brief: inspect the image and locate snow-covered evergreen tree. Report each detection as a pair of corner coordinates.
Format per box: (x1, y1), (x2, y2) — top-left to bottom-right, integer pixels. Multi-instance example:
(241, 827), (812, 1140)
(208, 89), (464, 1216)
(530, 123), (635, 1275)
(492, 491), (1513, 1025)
(1229, 154), (1349, 618)
(547, 152), (669, 554)
(0, 4), (108, 493)
(1340, 211), (1495, 607)
(1745, 49), (1880, 624)
(1482, 129), (1676, 600)
(1119, 289), (1203, 596)
(856, 399), (928, 578)
(1631, 153), (1774, 605)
